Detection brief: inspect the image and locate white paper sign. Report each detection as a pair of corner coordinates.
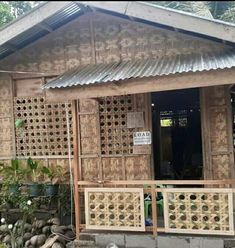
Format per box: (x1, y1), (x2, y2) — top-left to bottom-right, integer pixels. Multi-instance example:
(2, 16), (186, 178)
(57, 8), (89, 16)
(133, 131), (151, 145)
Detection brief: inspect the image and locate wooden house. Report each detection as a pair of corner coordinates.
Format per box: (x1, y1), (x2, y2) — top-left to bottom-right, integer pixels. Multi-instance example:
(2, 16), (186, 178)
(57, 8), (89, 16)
(1, 1), (235, 238)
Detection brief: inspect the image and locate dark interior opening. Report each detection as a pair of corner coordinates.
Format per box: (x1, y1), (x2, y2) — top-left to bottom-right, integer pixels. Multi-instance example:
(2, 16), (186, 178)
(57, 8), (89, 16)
(151, 88), (203, 180)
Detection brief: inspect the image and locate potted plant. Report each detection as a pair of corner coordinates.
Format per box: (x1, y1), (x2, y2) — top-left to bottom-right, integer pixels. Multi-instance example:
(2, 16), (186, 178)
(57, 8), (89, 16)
(0, 159), (24, 195)
(42, 165), (65, 197)
(26, 157), (42, 197)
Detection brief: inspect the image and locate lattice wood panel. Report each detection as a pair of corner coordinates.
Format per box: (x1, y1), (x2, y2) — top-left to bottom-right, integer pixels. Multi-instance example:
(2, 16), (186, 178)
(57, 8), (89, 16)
(99, 95), (136, 155)
(164, 188), (234, 235)
(85, 188), (145, 231)
(14, 96), (73, 156)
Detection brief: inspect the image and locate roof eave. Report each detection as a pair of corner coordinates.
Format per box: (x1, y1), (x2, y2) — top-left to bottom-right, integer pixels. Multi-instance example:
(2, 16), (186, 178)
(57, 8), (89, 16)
(78, 1), (235, 44)
(0, 1), (73, 47)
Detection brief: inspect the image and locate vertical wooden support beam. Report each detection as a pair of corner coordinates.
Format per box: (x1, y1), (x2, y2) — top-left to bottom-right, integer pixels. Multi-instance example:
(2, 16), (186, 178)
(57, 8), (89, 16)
(146, 93), (154, 179)
(10, 76), (16, 157)
(96, 106), (102, 180)
(200, 88), (212, 179)
(225, 86), (235, 182)
(72, 100), (80, 239)
(151, 185), (157, 236)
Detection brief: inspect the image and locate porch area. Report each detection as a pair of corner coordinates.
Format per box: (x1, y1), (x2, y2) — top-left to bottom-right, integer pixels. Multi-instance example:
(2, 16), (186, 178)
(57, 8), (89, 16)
(41, 44), (235, 244)
(67, 85), (235, 241)
(76, 180), (235, 238)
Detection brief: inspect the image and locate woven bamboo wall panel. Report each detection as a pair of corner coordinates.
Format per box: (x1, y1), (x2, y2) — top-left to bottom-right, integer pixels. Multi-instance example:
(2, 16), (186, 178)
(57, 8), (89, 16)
(99, 95), (136, 155)
(81, 158), (100, 180)
(0, 118), (13, 141)
(79, 99), (100, 155)
(0, 76), (13, 157)
(102, 157), (123, 180)
(209, 108), (229, 152)
(78, 94), (151, 181)
(85, 188), (145, 231)
(80, 115), (99, 155)
(208, 85), (226, 106)
(0, 79), (11, 98)
(14, 96), (73, 156)
(125, 156), (150, 180)
(47, 158), (73, 170)
(135, 94), (146, 112)
(201, 86), (234, 180)
(0, 141), (12, 157)
(211, 155), (230, 179)
(164, 189), (234, 235)
(0, 100), (12, 118)
(0, 13), (229, 74)
(79, 99), (99, 113)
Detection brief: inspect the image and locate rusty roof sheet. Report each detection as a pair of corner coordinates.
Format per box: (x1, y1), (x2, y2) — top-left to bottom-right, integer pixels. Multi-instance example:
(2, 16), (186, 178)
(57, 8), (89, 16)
(43, 50), (235, 89)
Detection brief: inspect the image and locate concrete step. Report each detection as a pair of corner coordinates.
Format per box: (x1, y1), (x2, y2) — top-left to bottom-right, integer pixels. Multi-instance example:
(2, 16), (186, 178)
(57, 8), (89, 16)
(79, 233), (96, 242)
(66, 239), (99, 248)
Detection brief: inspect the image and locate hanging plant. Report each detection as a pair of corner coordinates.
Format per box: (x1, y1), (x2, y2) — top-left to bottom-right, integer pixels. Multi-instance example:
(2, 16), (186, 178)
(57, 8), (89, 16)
(15, 119), (25, 129)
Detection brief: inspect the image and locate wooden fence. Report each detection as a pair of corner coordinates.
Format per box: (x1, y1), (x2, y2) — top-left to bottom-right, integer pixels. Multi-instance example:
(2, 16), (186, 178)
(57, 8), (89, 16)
(76, 180), (235, 237)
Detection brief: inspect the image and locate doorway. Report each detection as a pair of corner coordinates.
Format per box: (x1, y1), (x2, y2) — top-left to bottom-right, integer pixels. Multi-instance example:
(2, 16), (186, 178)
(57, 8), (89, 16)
(151, 89), (203, 180)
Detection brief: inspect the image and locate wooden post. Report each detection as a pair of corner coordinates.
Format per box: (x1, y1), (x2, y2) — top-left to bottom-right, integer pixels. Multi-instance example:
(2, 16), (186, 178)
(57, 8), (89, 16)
(151, 185), (157, 236)
(10, 76), (16, 157)
(72, 100), (80, 239)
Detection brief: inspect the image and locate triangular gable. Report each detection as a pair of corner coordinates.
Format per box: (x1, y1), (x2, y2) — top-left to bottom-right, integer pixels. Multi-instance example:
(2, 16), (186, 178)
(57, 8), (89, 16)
(0, 1), (235, 62)
(0, 12), (231, 75)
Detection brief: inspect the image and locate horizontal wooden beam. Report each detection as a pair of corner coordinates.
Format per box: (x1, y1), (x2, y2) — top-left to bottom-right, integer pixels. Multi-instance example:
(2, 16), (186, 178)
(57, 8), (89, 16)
(45, 68), (235, 102)
(77, 179), (235, 186)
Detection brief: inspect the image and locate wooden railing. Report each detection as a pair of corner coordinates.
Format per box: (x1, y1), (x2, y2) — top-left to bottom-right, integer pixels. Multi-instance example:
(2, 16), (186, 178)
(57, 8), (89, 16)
(76, 180), (235, 237)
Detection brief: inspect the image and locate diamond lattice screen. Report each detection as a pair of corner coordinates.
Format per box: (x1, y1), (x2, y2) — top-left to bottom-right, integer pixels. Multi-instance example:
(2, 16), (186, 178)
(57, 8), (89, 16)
(14, 96), (73, 156)
(99, 95), (137, 155)
(85, 188), (145, 231)
(163, 188), (234, 235)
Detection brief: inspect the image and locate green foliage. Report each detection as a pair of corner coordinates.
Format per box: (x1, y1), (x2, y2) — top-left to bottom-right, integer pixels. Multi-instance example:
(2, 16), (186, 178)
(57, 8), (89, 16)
(15, 119), (25, 129)
(42, 165), (66, 184)
(27, 157), (38, 171)
(26, 157), (42, 183)
(149, 1), (235, 23)
(0, 159), (24, 186)
(9, 1), (33, 18)
(0, 2), (13, 27)
(2, 192), (36, 216)
(0, 189), (36, 248)
(0, 1), (42, 28)
(220, 6), (235, 23)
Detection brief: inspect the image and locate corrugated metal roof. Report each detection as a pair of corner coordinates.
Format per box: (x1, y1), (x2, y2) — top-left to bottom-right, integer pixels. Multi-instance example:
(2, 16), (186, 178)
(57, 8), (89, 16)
(0, 2), (83, 60)
(43, 50), (235, 89)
